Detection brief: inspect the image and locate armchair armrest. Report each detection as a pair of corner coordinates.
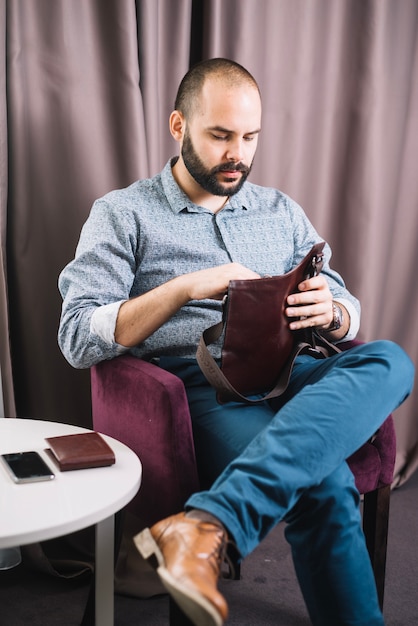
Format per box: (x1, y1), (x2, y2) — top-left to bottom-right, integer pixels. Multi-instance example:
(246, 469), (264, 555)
(91, 355), (200, 525)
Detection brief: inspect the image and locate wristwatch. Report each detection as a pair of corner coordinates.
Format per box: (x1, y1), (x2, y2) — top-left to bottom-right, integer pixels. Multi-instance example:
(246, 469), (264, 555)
(328, 303), (344, 331)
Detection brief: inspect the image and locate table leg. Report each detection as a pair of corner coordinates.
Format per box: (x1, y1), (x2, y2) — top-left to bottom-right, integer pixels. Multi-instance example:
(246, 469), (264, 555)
(95, 515), (115, 626)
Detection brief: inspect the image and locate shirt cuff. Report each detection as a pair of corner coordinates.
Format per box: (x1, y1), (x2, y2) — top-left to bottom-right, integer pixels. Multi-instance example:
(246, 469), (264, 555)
(90, 301), (130, 353)
(334, 298), (360, 342)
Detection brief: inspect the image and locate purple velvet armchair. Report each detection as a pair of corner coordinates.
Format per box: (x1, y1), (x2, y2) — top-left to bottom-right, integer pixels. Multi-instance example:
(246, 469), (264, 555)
(91, 341), (395, 610)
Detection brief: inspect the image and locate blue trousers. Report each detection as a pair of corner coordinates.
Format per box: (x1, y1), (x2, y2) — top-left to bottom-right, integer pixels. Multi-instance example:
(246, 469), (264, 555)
(159, 340), (414, 625)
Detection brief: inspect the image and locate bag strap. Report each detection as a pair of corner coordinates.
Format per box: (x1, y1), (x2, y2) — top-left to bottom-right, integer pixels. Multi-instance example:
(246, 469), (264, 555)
(196, 322), (341, 404)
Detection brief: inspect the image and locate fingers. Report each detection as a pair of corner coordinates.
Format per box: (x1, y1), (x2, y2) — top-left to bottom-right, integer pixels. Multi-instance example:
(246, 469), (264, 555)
(188, 263), (260, 301)
(286, 276), (333, 330)
(287, 305), (332, 330)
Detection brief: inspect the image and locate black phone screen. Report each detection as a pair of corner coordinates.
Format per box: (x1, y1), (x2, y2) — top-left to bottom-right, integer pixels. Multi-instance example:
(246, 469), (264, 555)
(1, 451), (55, 483)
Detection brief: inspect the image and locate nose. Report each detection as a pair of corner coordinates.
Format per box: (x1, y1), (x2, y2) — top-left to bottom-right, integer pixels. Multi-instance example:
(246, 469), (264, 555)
(225, 138), (245, 163)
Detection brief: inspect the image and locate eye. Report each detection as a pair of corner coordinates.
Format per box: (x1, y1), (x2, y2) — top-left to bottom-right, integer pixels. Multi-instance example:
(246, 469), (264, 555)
(212, 134), (228, 141)
(244, 135), (256, 142)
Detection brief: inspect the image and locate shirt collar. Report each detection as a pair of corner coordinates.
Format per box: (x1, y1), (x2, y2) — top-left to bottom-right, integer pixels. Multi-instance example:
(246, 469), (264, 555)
(161, 158), (250, 214)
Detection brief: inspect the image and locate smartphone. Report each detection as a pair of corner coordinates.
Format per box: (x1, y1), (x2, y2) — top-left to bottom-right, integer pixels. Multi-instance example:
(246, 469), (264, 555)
(0, 451), (55, 483)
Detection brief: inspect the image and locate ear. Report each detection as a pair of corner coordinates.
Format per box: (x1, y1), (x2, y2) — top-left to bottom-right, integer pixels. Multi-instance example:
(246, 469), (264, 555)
(169, 110), (185, 141)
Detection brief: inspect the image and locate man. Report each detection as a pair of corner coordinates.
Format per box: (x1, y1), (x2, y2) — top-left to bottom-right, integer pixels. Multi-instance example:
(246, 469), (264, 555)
(59, 59), (414, 626)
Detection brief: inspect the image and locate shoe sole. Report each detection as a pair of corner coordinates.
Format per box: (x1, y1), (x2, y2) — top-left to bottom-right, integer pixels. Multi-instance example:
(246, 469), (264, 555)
(134, 528), (223, 626)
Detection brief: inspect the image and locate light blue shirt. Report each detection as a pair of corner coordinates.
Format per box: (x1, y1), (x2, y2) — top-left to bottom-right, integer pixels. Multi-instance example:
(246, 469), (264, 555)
(58, 159), (360, 368)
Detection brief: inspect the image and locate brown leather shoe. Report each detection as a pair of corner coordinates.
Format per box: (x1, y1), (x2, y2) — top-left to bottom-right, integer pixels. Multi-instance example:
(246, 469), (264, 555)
(134, 512), (228, 626)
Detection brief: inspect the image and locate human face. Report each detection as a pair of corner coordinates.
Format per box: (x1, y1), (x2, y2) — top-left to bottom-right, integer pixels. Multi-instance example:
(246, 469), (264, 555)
(181, 127), (252, 196)
(179, 80), (261, 197)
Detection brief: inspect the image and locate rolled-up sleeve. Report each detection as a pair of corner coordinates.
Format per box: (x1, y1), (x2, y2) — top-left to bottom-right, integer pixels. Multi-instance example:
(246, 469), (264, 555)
(58, 198), (137, 368)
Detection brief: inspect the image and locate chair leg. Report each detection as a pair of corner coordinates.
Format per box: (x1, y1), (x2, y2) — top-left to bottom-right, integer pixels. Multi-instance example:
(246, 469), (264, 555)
(362, 484), (391, 610)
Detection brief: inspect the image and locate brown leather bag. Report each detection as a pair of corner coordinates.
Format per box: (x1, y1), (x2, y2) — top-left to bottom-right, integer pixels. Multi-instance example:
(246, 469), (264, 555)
(196, 242), (340, 404)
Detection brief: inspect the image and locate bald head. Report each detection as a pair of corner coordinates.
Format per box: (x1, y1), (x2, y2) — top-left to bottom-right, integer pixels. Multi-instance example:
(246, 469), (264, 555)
(174, 58), (261, 121)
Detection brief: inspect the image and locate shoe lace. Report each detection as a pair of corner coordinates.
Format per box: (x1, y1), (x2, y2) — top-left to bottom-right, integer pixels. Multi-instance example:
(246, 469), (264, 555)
(205, 526), (239, 580)
(220, 542), (238, 580)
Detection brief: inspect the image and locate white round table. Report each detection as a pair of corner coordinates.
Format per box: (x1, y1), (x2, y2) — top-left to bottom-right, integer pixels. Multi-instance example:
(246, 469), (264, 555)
(0, 418), (142, 625)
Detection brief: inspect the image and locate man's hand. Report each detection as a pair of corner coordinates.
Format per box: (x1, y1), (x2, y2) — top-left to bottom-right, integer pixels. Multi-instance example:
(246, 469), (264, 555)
(285, 275), (334, 330)
(285, 275), (350, 339)
(184, 263), (260, 301)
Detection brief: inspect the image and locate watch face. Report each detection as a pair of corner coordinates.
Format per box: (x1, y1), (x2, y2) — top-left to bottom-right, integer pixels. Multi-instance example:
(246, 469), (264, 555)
(333, 304), (343, 329)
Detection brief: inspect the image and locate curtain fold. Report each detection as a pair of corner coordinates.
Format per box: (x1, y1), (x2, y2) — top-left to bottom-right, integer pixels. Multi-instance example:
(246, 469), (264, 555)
(135, 0), (193, 173)
(1, 0), (417, 482)
(0, 0), (16, 416)
(5, 0), (149, 424)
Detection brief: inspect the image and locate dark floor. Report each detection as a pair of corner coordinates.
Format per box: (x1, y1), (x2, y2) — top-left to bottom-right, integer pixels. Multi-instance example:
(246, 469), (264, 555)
(1, 470), (418, 625)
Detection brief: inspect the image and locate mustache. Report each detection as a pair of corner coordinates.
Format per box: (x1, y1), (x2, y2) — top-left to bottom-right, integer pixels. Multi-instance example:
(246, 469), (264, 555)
(214, 162), (249, 174)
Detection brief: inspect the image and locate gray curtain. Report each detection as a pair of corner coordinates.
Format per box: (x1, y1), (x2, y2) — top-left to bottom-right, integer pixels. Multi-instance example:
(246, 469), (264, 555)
(1, 0), (417, 484)
(1, 0), (15, 417)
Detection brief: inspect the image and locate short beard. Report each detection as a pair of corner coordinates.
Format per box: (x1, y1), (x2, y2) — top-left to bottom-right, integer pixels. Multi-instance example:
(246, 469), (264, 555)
(181, 131), (252, 197)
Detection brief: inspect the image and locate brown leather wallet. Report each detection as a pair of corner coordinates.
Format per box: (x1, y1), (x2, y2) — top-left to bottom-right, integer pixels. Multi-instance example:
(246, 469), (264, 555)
(45, 431), (115, 471)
